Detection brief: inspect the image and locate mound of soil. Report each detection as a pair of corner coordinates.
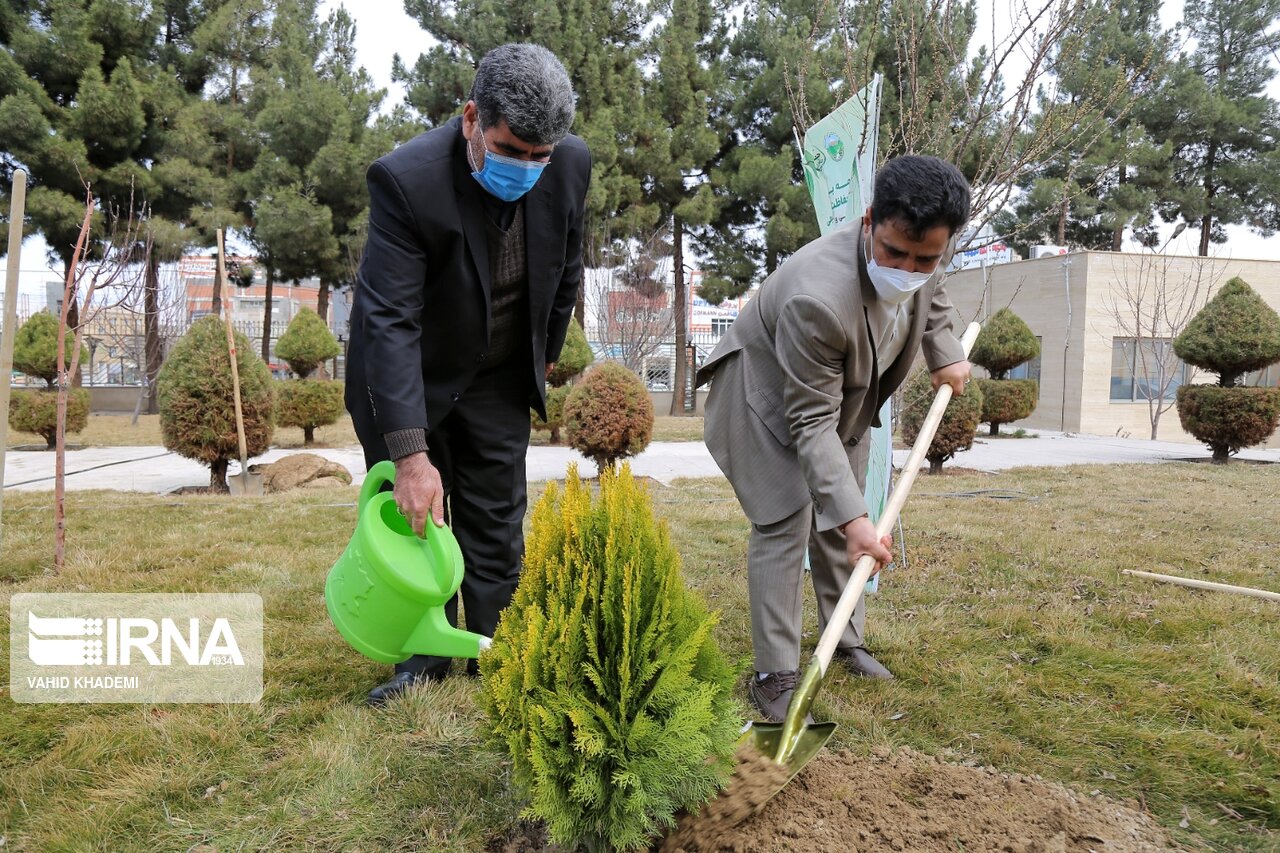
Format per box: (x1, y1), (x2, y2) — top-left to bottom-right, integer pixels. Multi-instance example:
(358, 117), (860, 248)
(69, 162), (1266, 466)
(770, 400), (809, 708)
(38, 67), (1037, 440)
(665, 746), (1175, 852)
(490, 747), (1177, 851)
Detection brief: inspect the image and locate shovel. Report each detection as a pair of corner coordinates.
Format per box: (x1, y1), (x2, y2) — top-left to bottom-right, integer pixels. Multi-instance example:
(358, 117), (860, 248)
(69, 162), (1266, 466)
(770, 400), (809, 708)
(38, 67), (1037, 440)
(218, 229), (264, 497)
(744, 320), (982, 796)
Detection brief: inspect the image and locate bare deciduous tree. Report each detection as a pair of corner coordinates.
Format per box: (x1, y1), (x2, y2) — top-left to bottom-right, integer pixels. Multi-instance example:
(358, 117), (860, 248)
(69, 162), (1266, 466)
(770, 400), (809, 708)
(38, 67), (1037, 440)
(787, 0), (1156, 248)
(586, 226), (676, 378)
(1101, 246), (1220, 439)
(54, 188), (148, 570)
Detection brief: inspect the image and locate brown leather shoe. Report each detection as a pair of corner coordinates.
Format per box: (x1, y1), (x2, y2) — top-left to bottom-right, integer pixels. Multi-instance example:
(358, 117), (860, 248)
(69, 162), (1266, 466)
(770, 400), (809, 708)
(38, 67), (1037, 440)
(747, 670), (813, 724)
(834, 646), (894, 680)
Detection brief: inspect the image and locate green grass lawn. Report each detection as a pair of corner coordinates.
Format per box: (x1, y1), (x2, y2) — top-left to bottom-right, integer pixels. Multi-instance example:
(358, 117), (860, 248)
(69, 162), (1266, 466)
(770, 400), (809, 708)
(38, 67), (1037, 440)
(1, 463), (1276, 850)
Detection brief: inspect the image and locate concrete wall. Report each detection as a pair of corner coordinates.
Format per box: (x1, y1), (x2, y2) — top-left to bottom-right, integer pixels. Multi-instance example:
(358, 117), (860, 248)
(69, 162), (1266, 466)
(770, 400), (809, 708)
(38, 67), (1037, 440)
(648, 390), (707, 416)
(946, 252), (1280, 446)
(87, 386), (145, 413)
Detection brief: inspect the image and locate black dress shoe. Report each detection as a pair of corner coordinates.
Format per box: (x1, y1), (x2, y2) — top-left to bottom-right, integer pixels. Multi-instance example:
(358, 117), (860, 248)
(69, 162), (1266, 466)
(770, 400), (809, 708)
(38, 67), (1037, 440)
(366, 671), (429, 706)
(833, 646), (895, 680)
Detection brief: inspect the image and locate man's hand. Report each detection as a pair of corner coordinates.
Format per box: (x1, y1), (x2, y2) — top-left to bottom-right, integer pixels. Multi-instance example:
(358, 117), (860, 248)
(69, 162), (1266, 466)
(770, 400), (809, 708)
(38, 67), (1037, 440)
(545, 361), (556, 380)
(841, 515), (893, 576)
(931, 359), (972, 396)
(393, 452), (445, 537)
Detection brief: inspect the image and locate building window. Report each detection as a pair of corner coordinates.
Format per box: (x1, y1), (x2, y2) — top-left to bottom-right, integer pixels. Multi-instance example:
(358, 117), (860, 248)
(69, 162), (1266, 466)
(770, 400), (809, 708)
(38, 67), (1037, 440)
(711, 317), (733, 338)
(1110, 338), (1189, 401)
(1244, 364), (1280, 388)
(1007, 336), (1042, 383)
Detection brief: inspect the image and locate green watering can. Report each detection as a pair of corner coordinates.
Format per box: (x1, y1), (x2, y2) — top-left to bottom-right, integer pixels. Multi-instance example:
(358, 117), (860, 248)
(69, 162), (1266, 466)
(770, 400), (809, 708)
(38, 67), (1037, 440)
(325, 460), (490, 663)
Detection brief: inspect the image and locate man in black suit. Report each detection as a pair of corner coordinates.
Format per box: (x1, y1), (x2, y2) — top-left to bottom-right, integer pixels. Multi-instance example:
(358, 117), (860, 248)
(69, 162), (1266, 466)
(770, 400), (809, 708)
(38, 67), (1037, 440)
(345, 43), (591, 705)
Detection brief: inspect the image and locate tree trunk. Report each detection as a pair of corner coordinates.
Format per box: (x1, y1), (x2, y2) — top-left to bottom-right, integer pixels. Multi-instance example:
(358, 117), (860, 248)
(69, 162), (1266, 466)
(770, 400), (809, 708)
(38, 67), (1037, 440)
(317, 278), (331, 325)
(989, 422), (1000, 436)
(144, 253), (163, 414)
(550, 425), (560, 444)
(1211, 445), (1229, 464)
(304, 426), (315, 445)
(670, 215), (687, 416)
(929, 458), (943, 474)
(1111, 152), (1128, 251)
(1057, 164), (1071, 246)
(261, 268), (274, 364)
(1199, 141), (1217, 257)
(62, 259), (82, 388)
(212, 251), (224, 318)
(210, 458), (230, 492)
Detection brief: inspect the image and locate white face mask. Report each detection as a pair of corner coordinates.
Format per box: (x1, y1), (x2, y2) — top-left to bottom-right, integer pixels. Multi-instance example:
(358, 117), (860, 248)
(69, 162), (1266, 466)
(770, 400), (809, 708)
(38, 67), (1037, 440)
(864, 232), (935, 305)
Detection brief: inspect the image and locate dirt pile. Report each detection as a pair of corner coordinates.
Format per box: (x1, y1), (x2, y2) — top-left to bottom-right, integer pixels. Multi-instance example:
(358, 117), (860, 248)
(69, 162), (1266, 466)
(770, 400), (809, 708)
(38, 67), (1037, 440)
(665, 746), (1175, 852)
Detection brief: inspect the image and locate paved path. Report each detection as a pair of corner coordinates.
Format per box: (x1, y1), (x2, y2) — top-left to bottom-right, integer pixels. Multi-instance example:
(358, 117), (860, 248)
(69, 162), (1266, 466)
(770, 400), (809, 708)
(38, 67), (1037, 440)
(4, 431), (1277, 494)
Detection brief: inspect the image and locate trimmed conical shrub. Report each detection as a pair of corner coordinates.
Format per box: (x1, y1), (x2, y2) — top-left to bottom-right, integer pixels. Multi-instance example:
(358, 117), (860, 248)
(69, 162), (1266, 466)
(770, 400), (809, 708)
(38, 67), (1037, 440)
(971, 308), (1039, 380)
(1173, 277), (1280, 463)
(900, 367), (984, 474)
(274, 307), (340, 378)
(975, 378), (1037, 436)
(481, 464), (740, 851)
(9, 388), (90, 449)
(971, 309), (1040, 434)
(564, 362), (654, 473)
(157, 316), (274, 491)
(1173, 277), (1280, 388)
(275, 378), (344, 445)
(12, 310), (89, 389)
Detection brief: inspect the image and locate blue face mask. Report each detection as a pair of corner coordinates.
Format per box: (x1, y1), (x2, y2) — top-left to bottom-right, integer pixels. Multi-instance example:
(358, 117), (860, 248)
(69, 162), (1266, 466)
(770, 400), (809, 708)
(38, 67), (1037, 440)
(469, 128), (548, 201)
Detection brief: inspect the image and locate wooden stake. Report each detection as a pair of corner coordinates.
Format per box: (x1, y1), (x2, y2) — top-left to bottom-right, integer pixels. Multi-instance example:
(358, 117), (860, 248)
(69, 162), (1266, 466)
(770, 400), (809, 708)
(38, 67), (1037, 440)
(1122, 569), (1280, 603)
(0, 169), (27, 555)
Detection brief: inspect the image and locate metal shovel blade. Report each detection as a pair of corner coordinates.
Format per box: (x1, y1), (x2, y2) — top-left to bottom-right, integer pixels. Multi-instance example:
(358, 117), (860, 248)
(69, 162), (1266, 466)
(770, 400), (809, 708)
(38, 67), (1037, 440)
(743, 719), (836, 788)
(735, 659), (836, 809)
(228, 470), (264, 496)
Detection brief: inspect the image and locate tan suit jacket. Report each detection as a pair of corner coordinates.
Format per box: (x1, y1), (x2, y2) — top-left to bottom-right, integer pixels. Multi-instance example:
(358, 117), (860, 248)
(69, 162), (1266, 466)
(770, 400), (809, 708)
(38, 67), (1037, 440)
(697, 221), (965, 531)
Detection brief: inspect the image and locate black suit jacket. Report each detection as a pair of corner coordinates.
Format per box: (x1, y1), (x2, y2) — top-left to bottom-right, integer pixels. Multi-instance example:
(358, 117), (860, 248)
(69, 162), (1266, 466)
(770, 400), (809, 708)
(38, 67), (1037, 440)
(345, 116), (591, 440)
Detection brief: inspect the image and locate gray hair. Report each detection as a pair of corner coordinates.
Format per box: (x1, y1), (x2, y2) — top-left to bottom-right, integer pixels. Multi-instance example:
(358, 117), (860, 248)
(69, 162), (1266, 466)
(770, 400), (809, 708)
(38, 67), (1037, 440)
(471, 44), (576, 146)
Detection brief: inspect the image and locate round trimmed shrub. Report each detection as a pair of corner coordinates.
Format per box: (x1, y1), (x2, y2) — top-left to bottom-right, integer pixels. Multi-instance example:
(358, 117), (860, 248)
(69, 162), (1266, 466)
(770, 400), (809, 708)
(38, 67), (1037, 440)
(481, 464), (740, 851)
(157, 316), (274, 492)
(275, 379), (344, 445)
(564, 361), (654, 472)
(274, 307), (340, 378)
(976, 378), (1037, 435)
(970, 308), (1039, 379)
(8, 388), (90, 449)
(531, 383), (570, 444)
(1174, 277), (1280, 387)
(12, 310), (89, 388)
(548, 317), (593, 387)
(1176, 385), (1280, 464)
(899, 367), (984, 474)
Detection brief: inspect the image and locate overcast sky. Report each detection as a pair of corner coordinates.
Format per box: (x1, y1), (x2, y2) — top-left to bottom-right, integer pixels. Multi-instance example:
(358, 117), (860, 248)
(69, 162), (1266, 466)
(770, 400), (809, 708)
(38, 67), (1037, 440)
(6, 0), (1277, 303)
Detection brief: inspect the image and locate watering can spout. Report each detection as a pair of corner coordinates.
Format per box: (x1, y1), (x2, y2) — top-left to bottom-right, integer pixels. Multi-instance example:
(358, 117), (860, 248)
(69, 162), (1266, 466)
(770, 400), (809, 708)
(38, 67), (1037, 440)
(405, 608), (490, 660)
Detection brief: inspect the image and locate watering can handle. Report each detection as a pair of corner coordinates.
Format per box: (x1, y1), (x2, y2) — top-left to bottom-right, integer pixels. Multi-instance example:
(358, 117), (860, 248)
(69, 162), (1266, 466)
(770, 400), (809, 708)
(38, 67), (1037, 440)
(359, 460), (398, 514)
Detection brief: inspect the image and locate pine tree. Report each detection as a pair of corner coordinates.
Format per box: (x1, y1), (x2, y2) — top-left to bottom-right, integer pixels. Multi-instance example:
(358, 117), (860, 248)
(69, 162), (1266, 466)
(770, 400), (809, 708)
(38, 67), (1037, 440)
(1012, 0), (1172, 251)
(1148, 0), (1280, 255)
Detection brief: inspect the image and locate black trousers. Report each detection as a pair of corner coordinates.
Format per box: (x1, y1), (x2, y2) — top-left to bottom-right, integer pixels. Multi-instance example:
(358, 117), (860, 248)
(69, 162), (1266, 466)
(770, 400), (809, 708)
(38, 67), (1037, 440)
(356, 356), (532, 679)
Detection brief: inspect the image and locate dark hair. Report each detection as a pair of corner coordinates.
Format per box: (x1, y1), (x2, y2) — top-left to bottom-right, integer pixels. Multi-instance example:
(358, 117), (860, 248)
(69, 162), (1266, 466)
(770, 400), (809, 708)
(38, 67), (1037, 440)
(871, 155), (971, 238)
(471, 44), (576, 146)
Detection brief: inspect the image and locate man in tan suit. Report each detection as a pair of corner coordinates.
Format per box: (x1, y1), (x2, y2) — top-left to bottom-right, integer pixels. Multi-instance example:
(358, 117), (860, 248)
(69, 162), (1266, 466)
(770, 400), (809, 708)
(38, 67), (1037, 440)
(696, 155), (972, 721)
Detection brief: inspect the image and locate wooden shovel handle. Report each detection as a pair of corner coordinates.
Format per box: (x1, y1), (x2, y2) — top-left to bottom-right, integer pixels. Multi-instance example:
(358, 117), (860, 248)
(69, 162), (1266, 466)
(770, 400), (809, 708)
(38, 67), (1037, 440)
(812, 321), (981, 672)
